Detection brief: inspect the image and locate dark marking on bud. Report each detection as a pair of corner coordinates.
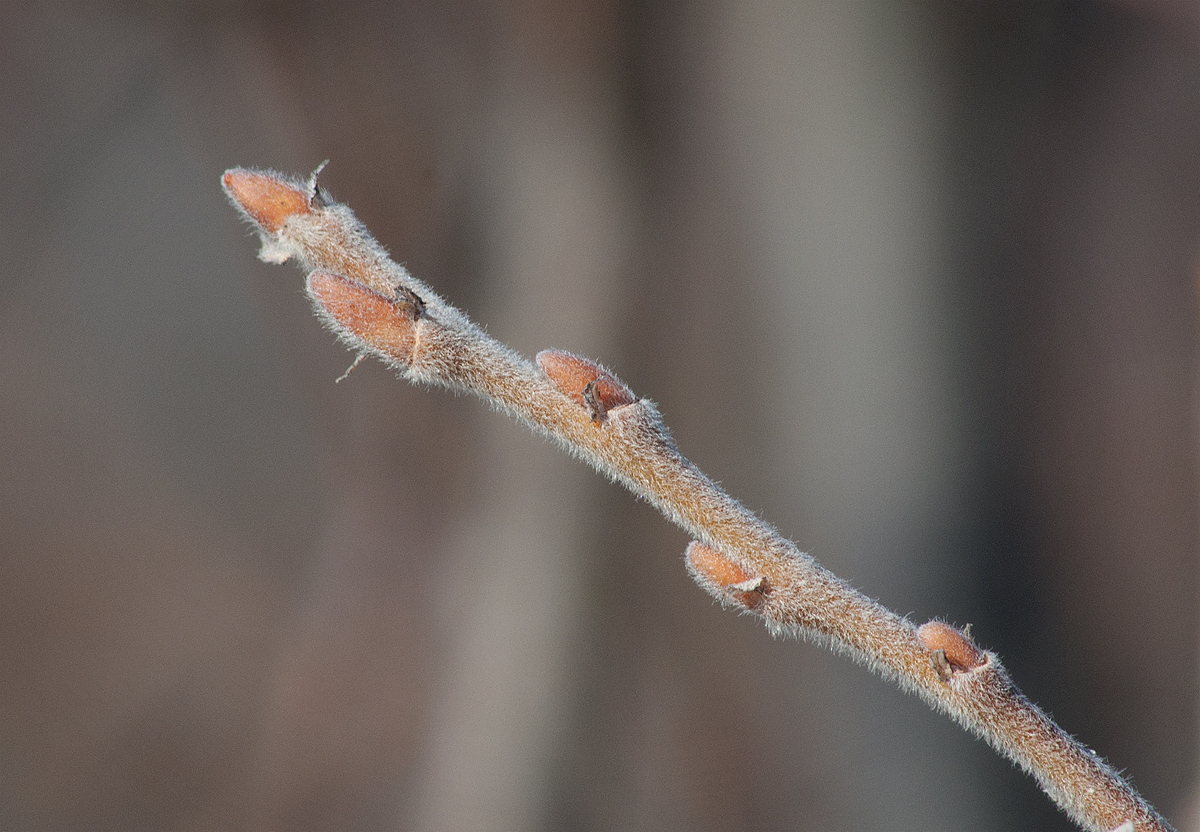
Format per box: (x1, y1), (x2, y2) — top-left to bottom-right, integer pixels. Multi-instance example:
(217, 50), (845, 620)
(582, 379), (607, 423)
(930, 648), (953, 682)
(536, 350), (637, 424)
(394, 285), (426, 319)
(918, 621), (986, 678)
(686, 542), (771, 611)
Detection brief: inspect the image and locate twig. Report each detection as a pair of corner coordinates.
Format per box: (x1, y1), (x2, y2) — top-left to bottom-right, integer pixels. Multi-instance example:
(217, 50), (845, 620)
(222, 166), (1174, 832)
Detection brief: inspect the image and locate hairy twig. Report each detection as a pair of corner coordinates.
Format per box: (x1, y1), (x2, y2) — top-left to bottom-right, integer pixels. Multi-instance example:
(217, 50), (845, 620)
(222, 166), (1173, 832)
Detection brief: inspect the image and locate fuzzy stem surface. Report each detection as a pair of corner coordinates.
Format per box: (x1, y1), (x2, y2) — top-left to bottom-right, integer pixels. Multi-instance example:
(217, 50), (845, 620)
(223, 167), (1174, 832)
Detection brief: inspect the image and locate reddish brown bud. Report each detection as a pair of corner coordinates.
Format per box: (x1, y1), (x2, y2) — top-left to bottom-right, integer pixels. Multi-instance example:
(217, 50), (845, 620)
(688, 542), (754, 586)
(223, 169), (311, 233)
(308, 271), (419, 361)
(536, 350), (636, 422)
(686, 542), (768, 609)
(918, 621), (986, 675)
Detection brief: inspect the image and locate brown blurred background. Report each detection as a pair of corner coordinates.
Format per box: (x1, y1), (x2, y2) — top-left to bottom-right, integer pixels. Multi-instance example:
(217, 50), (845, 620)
(2, 1), (1198, 830)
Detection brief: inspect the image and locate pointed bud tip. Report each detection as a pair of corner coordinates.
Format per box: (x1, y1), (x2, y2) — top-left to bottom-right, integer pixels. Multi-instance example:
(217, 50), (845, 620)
(918, 621), (986, 673)
(222, 168), (311, 233)
(308, 271), (418, 360)
(536, 350), (636, 416)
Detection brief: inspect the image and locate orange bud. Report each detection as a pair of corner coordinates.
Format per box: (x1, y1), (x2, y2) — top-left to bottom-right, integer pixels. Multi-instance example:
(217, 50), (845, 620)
(686, 542), (768, 609)
(307, 271), (419, 361)
(687, 542), (754, 586)
(536, 350), (635, 422)
(223, 168), (311, 233)
(918, 621), (986, 674)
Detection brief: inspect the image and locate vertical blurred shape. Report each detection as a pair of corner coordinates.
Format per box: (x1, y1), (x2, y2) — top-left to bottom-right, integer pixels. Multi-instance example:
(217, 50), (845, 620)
(1003, 3), (1200, 821)
(713, 1), (985, 828)
(410, 3), (635, 831)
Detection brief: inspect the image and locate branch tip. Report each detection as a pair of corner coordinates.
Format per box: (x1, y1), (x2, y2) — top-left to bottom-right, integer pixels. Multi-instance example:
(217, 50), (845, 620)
(222, 168), (311, 233)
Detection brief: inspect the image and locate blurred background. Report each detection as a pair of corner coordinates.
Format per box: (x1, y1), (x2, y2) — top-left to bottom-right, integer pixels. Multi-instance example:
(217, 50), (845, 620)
(3, 1), (1199, 830)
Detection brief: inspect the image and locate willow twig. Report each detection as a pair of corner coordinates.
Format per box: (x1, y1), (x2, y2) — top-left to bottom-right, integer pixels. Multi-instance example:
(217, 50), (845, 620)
(222, 166), (1173, 832)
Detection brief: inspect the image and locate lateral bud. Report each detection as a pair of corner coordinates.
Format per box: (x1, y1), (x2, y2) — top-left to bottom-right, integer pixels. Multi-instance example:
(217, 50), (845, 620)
(307, 270), (420, 363)
(686, 542), (769, 610)
(918, 621), (986, 679)
(536, 350), (636, 423)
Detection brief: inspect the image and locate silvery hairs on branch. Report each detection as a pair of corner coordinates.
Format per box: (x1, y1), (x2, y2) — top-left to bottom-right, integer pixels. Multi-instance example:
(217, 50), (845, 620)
(223, 165), (1174, 832)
